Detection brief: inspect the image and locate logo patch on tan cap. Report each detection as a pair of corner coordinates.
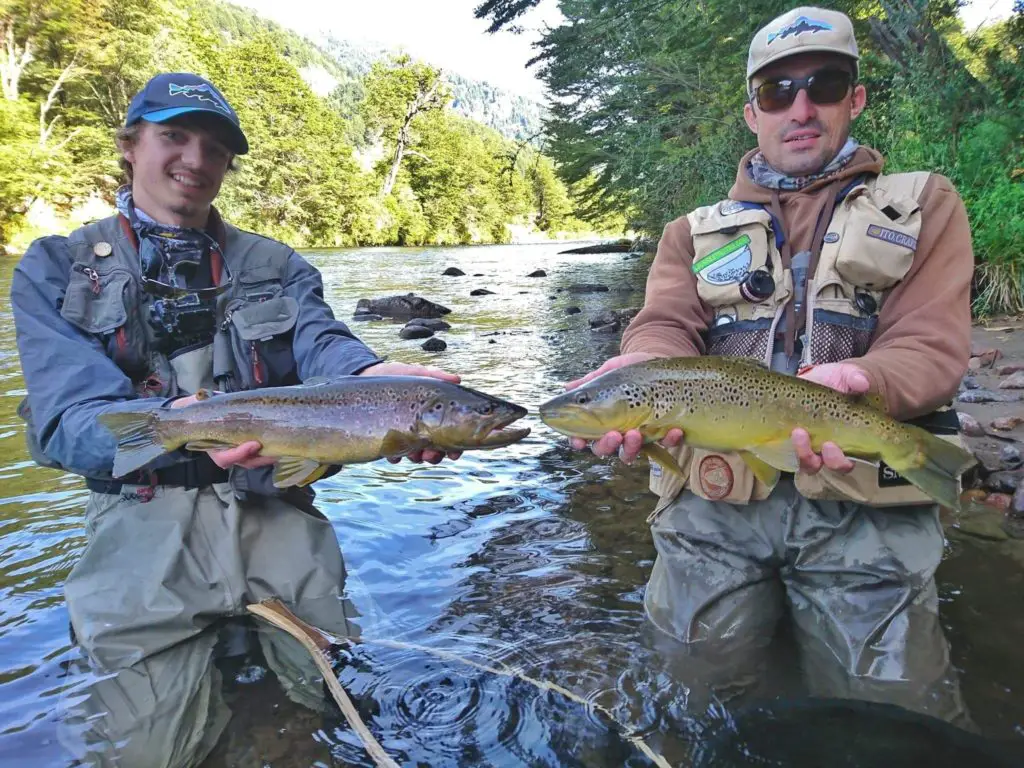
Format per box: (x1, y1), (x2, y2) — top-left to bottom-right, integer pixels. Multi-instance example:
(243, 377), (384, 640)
(698, 455), (734, 500)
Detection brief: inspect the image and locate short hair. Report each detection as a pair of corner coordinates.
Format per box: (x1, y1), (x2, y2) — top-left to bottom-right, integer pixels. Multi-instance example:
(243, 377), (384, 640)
(114, 120), (239, 184)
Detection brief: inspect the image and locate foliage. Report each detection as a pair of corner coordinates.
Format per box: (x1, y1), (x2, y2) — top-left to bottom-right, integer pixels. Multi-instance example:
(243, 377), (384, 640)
(0, 0), (607, 252)
(478, 0), (1024, 315)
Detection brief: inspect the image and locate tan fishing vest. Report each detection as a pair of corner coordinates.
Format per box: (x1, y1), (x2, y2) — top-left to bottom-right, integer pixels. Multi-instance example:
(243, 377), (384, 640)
(647, 171), (966, 513)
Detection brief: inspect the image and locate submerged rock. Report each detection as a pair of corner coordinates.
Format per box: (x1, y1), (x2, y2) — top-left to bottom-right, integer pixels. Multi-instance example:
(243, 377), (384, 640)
(421, 338), (447, 352)
(400, 324), (433, 340)
(409, 318), (451, 331)
(442, 267), (465, 276)
(470, 288), (496, 296)
(527, 269), (547, 277)
(355, 292), (450, 319)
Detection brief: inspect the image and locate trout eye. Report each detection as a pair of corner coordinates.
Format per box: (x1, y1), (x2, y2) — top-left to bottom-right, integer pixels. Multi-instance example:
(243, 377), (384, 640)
(573, 392), (590, 405)
(477, 402), (494, 415)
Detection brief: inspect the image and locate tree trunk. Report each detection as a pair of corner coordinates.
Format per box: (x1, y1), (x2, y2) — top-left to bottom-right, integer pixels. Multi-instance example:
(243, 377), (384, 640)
(1, 22), (34, 101)
(378, 77), (444, 198)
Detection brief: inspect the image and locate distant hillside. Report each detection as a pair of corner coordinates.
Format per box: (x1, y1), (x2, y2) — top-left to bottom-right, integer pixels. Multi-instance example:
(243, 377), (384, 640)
(217, 1), (547, 142)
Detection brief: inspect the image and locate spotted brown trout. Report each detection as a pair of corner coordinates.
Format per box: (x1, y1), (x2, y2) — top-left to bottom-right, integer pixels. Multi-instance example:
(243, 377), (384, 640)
(538, 356), (976, 511)
(99, 376), (530, 488)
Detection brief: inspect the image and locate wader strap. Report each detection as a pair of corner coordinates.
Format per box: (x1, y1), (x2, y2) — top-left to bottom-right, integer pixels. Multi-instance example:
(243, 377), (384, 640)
(768, 191), (795, 358)
(801, 179), (843, 336)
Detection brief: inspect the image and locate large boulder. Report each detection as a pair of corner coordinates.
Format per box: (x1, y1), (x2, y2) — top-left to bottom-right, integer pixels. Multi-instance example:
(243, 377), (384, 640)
(355, 292), (451, 319)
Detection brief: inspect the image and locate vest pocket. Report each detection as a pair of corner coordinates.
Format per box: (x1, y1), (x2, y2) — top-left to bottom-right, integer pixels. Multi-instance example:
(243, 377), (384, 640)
(690, 211), (777, 309)
(831, 187), (920, 292)
(223, 296), (299, 388)
(61, 264), (132, 334)
(806, 307), (878, 363)
(706, 318), (774, 361)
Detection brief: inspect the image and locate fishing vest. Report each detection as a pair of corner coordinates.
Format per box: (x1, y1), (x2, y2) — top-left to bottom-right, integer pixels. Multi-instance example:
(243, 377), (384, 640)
(19, 214), (302, 496)
(647, 171), (966, 512)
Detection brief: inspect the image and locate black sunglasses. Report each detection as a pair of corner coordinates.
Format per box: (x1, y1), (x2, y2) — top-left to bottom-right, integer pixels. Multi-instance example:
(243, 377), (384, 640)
(139, 237), (232, 300)
(751, 68), (854, 113)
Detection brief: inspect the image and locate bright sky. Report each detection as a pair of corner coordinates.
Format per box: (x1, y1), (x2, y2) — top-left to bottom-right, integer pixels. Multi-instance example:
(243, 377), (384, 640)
(229, 0), (562, 99)
(230, 0), (1017, 100)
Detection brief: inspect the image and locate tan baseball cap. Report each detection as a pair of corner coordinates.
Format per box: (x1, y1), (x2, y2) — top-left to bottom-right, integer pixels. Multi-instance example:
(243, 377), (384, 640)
(747, 6), (859, 81)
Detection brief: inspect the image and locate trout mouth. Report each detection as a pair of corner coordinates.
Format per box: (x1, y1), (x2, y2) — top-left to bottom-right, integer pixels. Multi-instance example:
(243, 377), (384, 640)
(538, 403), (620, 440)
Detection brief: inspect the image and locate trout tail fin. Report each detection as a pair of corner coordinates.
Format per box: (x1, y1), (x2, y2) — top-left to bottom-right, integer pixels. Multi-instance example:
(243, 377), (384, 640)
(886, 430), (978, 513)
(97, 411), (179, 478)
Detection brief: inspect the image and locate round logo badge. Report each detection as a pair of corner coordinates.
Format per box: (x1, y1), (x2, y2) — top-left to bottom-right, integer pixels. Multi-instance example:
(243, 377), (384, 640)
(698, 455), (734, 500)
(93, 241), (113, 257)
(823, 232), (840, 244)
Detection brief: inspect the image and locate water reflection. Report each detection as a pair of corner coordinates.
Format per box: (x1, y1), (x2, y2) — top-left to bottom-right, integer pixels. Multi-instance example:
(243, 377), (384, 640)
(0, 244), (1022, 767)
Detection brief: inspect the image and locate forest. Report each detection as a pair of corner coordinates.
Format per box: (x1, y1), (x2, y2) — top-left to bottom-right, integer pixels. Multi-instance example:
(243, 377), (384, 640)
(0, 0), (611, 253)
(2, 1), (1021, 315)
(473, 0), (1023, 315)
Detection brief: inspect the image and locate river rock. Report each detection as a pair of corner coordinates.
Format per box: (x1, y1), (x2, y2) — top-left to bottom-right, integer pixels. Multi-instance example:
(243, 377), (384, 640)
(442, 267), (465, 276)
(1011, 484), (1024, 519)
(589, 307), (641, 330)
(991, 415), (1024, 431)
(983, 470), (1023, 493)
(473, 273), (484, 276)
(974, 449), (1004, 474)
(527, 269), (547, 277)
(967, 348), (1002, 370)
(421, 338), (447, 352)
(566, 306), (581, 315)
(592, 323), (620, 334)
(351, 313), (382, 322)
(997, 364), (1024, 375)
(355, 292), (451, 319)
(400, 324), (433, 340)
(986, 493), (1013, 511)
(567, 283), (610, 293)
(957, 412), (986, 437)
(409, 318), (451, 331)
(999, 371), (1024, 389)
(960, 375), (981, 391)
(957, 389), (1022, 404)
(1001, 445), (1024, 469)
(470, 288), (496, 296)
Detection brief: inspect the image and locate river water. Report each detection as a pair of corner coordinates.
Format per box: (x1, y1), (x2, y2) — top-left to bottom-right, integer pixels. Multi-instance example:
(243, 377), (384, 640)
(0, 243), (1021, 767)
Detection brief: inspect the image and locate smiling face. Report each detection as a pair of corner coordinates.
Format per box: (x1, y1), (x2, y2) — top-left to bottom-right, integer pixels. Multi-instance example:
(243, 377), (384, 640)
(743, 52), (866, 177)
(119, 113), (234, 228)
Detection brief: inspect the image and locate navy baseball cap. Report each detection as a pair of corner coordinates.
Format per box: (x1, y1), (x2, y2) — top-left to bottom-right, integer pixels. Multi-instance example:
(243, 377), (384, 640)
(125, 73), (248, 155)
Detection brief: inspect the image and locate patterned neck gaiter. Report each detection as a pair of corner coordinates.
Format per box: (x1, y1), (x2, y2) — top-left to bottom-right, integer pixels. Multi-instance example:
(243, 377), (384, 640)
(747, 137), (860, 191)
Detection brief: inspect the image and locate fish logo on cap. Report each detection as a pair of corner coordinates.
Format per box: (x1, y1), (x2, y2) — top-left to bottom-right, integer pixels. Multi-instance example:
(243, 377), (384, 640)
(168, 83), (232, 115)
(767, 15), (833, 44)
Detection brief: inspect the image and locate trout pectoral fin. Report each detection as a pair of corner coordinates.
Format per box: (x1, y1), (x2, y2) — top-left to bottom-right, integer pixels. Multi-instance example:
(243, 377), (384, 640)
(380, 430), (424, 458)
(185, 439), (237, 452)
(749, 439), (800, 473)
(272, 457), (330, 488)
(640, 443), (686, 479)
(739, 451), (781, 487)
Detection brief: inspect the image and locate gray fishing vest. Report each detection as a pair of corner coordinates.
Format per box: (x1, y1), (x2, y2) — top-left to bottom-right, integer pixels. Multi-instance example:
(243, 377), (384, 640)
(19, 213), (303, 498)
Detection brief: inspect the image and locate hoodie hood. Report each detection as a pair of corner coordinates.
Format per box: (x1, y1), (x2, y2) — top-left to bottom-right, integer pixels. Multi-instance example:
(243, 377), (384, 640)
(727, 145), (886, 203)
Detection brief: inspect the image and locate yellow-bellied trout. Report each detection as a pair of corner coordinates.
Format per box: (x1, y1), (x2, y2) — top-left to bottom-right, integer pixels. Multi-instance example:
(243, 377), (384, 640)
(538, 356), (976, 511)
(98, 376), (530, 488)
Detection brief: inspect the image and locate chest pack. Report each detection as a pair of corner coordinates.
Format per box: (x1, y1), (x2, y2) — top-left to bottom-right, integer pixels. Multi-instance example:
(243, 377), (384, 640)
(647, 171), (967, 512)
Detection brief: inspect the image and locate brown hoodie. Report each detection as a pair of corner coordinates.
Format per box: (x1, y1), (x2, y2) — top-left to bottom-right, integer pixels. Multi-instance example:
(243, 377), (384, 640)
(620, 145), (975, 421)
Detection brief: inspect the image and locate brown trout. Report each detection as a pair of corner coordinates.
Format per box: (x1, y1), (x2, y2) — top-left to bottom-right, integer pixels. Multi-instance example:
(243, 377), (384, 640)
(538, 356), (976, 511)
(99, 376), (530, 488)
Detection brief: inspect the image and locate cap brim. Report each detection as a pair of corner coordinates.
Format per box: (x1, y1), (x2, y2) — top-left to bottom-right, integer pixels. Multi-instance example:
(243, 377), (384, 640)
(748, 48), (859, 80)
(142, 107), (249, 155)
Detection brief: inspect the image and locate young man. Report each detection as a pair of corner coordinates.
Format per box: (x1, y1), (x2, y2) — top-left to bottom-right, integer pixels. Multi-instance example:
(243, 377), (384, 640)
(566, 7), (974, 724)
(11, 72), (463, 765)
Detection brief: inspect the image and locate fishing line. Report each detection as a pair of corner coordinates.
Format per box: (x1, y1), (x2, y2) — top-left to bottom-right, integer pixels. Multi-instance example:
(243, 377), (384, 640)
(247, 598), (672, 768)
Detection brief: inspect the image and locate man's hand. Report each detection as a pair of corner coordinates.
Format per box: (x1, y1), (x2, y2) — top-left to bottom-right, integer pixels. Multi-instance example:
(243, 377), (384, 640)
(793, 362), (872, 475)
(564, 352), (684, 464)
(359, 361), (463, 464)
(171, 395), (276, 469)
